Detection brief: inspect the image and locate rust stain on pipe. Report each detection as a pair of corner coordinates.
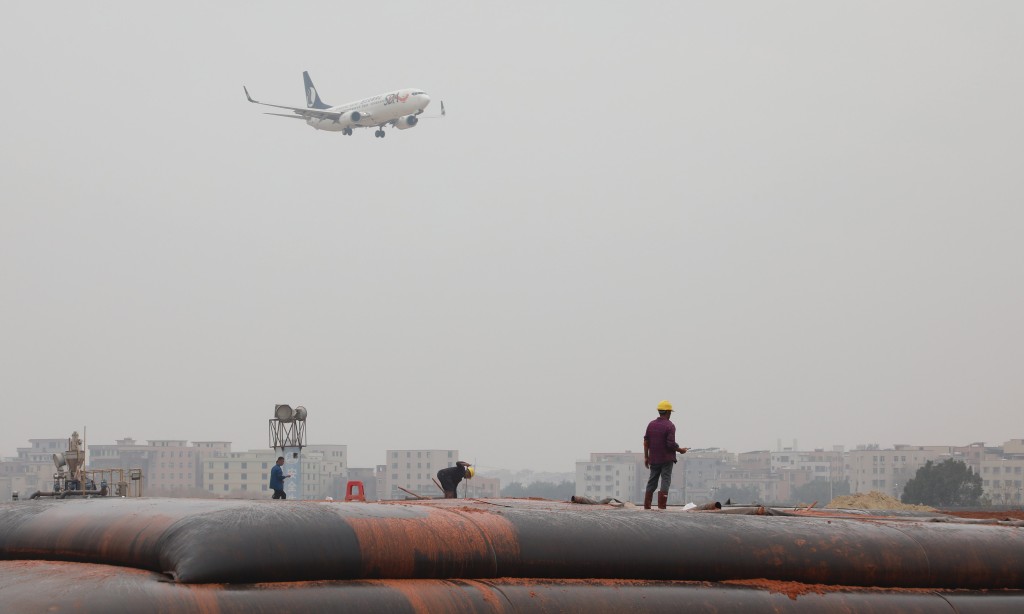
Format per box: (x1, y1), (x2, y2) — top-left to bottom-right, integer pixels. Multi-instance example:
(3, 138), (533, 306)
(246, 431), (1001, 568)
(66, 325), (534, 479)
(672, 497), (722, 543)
(5, 560), (1024, 613)
(346, 505), (521, 579)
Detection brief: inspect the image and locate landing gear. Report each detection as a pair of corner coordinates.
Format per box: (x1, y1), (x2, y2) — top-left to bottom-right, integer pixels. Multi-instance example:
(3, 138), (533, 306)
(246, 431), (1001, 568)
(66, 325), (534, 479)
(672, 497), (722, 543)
(374, 129), (386, 138)
(342, 127), (353, 136)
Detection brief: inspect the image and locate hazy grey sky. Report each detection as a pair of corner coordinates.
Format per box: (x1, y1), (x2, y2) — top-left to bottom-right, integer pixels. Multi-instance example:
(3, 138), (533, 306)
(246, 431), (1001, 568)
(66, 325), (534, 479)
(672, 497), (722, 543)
(2, 2), (1022, 472)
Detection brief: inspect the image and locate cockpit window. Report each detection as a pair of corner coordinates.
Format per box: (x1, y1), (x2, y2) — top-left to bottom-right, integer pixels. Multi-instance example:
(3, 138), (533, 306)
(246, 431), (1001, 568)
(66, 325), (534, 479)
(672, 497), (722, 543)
(411, 91), (426, 96)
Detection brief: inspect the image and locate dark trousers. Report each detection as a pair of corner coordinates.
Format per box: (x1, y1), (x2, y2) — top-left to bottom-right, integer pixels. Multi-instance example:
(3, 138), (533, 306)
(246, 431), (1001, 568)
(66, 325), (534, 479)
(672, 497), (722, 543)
(272, 489), (287, 500)
(646, 462), (673, 494)
(437, 468), (463, 498)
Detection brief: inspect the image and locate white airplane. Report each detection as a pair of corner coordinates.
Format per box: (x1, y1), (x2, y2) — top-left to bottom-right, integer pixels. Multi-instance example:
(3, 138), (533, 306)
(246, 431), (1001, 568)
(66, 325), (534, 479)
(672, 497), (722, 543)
(243, 71), (444, 138)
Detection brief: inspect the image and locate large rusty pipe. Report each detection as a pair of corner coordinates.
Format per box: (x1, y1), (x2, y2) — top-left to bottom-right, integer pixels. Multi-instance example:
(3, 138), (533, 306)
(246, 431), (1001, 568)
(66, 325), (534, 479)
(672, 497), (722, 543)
(2, 498), (1024, 589)
(3, 560), (1024, 613)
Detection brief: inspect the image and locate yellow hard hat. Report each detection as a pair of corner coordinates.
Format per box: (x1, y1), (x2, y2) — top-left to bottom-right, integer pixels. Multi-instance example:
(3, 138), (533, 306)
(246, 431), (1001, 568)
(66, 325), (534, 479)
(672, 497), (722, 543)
(657, 400), (673, 412)
(465, 466), (475, 479)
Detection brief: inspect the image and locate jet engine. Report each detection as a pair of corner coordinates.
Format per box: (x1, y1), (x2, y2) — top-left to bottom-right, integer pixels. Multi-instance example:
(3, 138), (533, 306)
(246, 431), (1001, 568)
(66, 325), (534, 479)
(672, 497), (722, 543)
(394, 115), (419, 130)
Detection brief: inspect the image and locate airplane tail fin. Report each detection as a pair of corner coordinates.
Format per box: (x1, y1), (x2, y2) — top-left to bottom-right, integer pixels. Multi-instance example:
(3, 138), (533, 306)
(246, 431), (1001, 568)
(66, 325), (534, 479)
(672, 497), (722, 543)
(303, 71), (330, 109)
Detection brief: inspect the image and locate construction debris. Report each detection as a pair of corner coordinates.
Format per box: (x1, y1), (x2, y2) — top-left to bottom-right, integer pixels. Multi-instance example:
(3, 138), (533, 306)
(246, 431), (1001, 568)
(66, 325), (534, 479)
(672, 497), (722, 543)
(825, 491), (935, 512)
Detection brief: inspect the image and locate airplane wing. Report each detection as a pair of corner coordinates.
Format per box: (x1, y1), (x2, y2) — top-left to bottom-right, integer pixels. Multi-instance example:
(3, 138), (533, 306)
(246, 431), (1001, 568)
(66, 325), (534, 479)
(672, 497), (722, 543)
(243, 86), (343, 120)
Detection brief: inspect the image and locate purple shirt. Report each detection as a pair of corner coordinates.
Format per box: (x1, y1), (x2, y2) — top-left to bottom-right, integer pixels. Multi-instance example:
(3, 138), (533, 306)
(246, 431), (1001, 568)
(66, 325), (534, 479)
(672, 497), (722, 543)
(644, 417), (678, 464)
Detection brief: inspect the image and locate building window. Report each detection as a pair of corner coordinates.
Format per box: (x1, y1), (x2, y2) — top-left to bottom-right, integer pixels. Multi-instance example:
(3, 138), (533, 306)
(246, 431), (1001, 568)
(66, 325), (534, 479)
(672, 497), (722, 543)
(241, 474), (248, 480)
(242, 463), (248, 469)
(223, 473), (228, 480)
(224, 463), (229, 469)
(209, 485), (214, 491)
(223, 485), (229, 491)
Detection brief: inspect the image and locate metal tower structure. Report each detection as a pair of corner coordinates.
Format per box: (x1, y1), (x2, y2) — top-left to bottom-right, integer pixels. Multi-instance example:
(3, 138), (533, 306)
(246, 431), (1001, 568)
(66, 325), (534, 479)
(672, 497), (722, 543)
(269, 405), (307, 500)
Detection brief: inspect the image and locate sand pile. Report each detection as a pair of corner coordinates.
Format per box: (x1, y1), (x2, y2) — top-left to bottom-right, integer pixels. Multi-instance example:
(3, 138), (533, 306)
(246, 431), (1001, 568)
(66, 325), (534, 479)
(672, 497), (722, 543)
(825, 491), (935, 512)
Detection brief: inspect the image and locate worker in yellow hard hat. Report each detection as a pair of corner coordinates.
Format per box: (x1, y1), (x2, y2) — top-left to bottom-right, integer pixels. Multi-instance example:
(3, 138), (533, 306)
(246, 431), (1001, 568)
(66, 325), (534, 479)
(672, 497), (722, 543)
(437, 461), (475, 498)
(643, 400), (690, 509)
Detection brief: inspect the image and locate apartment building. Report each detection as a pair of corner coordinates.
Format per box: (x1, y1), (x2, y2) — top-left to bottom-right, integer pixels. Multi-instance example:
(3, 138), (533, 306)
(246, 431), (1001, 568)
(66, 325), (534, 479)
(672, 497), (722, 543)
(89, 438), (232, 495)
(204, 449), (278, 497)
(203, 444), (348, 500)
(575, 452), (646, 503)
(303, 445), (348, 499)
(383, 449), (460, 500)
(464, 476), (501, 499)
(680, 449), (736, 504)
(0, 438), (69, 501)
(716, 466), (775, 503)
(846, 445), (952, 499)
(979, 440), (1024, 504)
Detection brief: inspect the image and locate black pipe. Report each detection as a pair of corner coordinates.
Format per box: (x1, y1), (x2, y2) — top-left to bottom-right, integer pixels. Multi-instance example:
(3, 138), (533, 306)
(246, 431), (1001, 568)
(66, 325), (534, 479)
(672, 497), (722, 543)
(2, 498), (1024, 589)
(57, 489), (104, 499)
(3, 560), (1024, 613)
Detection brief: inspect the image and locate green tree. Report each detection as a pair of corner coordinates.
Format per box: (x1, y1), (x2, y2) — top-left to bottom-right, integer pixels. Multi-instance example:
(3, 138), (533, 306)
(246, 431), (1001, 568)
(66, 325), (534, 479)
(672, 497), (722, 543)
(901, 459), (983, 507)
(790, 479), (851, 506)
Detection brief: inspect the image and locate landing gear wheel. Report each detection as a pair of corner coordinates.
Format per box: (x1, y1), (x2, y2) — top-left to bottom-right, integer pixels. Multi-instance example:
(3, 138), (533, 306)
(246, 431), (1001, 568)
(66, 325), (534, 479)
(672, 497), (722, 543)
(374, 130), (382, 138)
(380, 130), (386, 138)
(343, 128), (352, 136)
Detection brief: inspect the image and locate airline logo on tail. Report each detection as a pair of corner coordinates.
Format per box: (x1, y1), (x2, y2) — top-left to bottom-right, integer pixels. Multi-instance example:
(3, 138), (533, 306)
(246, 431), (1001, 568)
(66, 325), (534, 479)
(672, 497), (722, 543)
(306, 85), (318, 108)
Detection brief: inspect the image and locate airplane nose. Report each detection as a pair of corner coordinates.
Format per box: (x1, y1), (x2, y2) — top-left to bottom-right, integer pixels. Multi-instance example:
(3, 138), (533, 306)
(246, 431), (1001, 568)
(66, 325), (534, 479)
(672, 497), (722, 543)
(421, 93), (431, 107)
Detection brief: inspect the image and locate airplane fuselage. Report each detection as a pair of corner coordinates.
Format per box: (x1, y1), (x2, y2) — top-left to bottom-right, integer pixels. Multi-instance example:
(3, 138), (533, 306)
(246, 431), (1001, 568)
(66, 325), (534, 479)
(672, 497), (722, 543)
(244, 73), (442, 138)
(307, 88), (430, 131)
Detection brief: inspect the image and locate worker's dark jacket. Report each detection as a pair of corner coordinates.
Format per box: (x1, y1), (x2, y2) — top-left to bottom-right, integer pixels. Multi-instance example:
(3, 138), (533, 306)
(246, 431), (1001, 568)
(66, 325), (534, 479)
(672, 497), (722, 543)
(437, 465), (467, 493)
(644, 417), (679, 464)
(269, 465), (285, 491)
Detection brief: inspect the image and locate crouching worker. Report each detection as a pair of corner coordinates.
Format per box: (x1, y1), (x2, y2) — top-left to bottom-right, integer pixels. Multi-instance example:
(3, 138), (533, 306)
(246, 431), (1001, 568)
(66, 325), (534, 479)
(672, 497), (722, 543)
(436, 461), (475, 498)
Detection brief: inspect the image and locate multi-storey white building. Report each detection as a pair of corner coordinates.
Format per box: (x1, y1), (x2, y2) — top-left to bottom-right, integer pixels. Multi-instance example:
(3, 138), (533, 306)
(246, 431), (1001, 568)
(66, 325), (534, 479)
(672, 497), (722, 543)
(203, 445), (348, 499)
(464, 476), (501, 499)
(979, 440), (1024, 505)
(576, 452), (646, 503)
(846, 445), (952, 499)
(203, 449), (278, 498)
(383, 449), (460, 500)
(680, 449), (736, 504)
(90, 438), (232, 496)
(0, 438), (68, 501)
(303, 445), (349, 499)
